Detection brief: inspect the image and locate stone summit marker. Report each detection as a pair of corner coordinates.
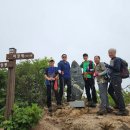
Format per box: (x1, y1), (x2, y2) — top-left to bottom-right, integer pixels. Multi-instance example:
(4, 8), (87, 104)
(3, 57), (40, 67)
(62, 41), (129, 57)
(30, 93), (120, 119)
(70, 60), (85, 108)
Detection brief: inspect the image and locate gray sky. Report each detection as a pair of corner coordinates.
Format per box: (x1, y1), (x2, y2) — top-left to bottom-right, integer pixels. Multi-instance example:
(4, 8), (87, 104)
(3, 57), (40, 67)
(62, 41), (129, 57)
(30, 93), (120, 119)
(0, 0), (130, 65)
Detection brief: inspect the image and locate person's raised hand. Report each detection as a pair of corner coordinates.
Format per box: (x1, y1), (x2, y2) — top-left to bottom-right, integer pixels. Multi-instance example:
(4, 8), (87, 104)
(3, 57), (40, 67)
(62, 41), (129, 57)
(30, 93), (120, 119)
(94, 72), (99, 77)
(104, 62), (109, 68)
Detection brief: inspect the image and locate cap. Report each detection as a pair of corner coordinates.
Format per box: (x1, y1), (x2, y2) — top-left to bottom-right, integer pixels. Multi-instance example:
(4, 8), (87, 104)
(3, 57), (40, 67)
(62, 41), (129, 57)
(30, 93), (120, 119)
(83, 53), (88, 57)
(49, 59), (55, 62)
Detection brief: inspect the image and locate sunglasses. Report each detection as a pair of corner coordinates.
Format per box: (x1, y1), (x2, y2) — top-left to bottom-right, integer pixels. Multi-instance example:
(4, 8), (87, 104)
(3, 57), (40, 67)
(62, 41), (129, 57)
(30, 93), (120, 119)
(62, 56), (67, 58)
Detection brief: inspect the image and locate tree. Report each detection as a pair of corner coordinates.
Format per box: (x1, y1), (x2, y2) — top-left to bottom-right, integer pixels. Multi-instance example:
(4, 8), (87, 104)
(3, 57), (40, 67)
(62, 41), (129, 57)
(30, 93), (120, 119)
(0, 57), (50, 109)
(15, 57), (49, 106)
(0, 69), (7, 109)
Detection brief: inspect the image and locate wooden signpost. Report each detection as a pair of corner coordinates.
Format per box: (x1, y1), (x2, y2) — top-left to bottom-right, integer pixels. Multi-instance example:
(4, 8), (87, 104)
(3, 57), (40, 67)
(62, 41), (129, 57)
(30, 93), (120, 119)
(0, 48), (34, 119)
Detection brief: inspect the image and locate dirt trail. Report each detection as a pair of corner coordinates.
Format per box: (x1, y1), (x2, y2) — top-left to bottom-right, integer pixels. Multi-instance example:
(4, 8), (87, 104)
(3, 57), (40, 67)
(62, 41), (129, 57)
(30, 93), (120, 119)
(32, 104), (130, 130)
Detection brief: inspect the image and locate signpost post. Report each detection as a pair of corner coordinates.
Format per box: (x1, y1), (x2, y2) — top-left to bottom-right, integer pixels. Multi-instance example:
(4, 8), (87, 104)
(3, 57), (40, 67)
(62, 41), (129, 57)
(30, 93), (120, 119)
(0, 48), (34, 119)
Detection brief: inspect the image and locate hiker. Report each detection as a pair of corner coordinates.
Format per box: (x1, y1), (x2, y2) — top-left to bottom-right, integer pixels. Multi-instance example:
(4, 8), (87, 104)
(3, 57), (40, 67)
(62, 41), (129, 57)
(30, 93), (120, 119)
(58, 54), (72, 104)
(44, 59), (60, 112)
(80, 53), (97, 107)
(105, 48), (129, 116)
(94, 56), (113, 115)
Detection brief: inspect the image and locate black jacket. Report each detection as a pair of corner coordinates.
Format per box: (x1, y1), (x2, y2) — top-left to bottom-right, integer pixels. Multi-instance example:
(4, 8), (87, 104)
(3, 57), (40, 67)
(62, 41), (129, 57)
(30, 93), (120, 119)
(108, 57), (121, 77)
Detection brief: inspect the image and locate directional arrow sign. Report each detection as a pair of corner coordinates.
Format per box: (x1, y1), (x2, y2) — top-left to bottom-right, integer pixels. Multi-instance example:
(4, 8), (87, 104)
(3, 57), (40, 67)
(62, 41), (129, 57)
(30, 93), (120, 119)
(0, 61), (15, 68)
(0, 62), (8, 68)
(6, 52), (34, 60)
(1, 48), (35, 120)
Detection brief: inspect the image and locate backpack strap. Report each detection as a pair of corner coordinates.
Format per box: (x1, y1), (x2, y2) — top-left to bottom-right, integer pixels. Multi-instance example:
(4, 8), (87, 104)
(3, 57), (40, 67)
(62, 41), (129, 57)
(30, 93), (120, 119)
(88, 60), (94, 69)
(54, 67), (58, 75)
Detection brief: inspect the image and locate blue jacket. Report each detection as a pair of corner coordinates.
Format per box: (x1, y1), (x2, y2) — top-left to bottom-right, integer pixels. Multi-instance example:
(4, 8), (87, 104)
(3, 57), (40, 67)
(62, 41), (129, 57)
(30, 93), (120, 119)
(44, 67), (58, 85)
(58, 60), (71, 79)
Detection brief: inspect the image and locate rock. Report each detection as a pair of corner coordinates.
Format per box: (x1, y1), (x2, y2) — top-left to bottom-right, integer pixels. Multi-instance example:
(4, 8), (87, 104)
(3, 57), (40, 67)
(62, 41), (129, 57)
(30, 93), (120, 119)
(69, 109), (82, 117)
(69, 101), (85, 108)
(118, 124), (130, 130)
(71, 60), (84, 100)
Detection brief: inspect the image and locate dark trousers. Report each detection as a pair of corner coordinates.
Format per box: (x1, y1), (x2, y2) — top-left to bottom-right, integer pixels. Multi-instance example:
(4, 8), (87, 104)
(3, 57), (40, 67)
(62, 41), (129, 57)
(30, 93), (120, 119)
(84, 78), (97, 103)
(59, 77), (72, 103)
(108, 76), (126, 111)
(46, 81), (60, 108)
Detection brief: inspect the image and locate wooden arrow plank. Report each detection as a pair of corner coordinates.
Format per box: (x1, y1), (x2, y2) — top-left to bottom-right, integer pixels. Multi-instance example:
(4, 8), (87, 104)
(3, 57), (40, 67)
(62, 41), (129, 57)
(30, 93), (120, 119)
(6, 52), (34, 60)
(0, 61), (15, 68)
(0, 62), (8, 68)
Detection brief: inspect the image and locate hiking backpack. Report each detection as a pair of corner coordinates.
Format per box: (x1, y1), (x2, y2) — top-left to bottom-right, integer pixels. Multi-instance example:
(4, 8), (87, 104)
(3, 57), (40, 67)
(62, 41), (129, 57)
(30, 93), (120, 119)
(120, 58), (129, 79)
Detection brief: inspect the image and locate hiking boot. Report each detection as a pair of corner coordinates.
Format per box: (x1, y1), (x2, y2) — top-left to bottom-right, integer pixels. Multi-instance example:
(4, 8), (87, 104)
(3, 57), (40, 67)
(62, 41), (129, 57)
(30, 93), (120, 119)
(97, 110), (107, 115)
(113, 105), (119, 109)
(88, 101), (94, 107)
(91, 103), (96, 108)
(48, 107), (52, 112)
(58, 102), (62, 105)
(89, 102), (96, 108)
(107, 107), (113, 113)
(115, 109), (129, 116)
(57, 105), (62, 109)
(67, 98), (74, 102)
(87, 101), (92, 106)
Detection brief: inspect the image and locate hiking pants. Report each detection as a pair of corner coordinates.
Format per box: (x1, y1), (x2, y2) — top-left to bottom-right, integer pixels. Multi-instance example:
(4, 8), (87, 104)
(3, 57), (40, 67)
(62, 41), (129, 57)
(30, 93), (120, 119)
(59, 76), (72, 103)
(108, 76), (126, 111)
(46, 81), (60, 108)
(98, 82), (109, 110)
(84, 78), (97, 103)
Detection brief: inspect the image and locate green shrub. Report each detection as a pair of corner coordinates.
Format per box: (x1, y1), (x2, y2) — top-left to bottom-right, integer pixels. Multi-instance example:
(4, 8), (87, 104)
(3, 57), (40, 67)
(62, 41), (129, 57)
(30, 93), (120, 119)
(97, 89), (130, 107)
(0, 69), (7, 109)
(123, 90), (130, 105)
(0, 107), (5, 127)
(108, 90), (130, 107)
(2, 104), (43, 130)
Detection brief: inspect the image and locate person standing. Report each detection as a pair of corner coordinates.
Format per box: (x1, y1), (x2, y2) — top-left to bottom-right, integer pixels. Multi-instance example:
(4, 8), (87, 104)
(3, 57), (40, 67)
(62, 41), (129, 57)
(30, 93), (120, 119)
(94, 56), (113, 115)
(44, 59), (60, 112)
(58, 54), (72, 104)
(80, 53), (97, 107)
(105, 48), (129, 116)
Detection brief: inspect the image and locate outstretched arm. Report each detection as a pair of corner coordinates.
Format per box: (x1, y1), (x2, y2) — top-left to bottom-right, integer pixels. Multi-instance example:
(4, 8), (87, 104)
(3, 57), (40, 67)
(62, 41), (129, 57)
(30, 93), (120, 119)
(104, 58), (121, 72)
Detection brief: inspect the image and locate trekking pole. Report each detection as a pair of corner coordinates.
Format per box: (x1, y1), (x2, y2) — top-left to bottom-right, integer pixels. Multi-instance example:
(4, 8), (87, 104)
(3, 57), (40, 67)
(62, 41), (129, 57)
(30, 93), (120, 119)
(61, 76), (65, 103)
(123, 84), (130, 90)
(50, 80), (54, 105)
(87, 97), (90, 113)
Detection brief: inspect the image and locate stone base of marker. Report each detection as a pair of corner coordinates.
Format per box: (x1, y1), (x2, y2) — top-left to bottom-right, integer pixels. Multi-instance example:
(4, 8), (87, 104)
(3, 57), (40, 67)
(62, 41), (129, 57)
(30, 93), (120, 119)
(69, 100), (85, 108)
